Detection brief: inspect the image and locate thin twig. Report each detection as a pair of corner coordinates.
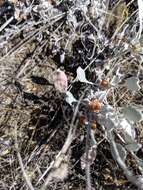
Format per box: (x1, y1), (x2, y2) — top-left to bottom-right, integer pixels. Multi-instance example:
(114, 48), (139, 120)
(14, 123), (35, 190)
(85, 123), (92, 190)
(0, 16), (14, 32)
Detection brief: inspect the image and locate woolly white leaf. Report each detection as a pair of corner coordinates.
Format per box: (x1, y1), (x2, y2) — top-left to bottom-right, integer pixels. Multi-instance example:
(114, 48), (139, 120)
(101, 105), (114, 114)
(94, 90), (107, 102)
(66, 91), (77, 106)
(111, 143), (127, 161)
(76, 67), (93, 84)
(126, 143), (141, 152)
(119, 118), (135, 140)
(126, 77), (140, 91)
(123, 106), (142, 123)
(97, 110), (118, 130)
(110, 68), (123, 86)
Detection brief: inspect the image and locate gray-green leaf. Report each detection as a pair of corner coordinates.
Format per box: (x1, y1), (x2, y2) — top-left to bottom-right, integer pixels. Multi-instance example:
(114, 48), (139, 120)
(126, 77), (140, 91)
(123, 105), (142, 123)
(126, 143), (141, 152)
(111, 143), (127, 161)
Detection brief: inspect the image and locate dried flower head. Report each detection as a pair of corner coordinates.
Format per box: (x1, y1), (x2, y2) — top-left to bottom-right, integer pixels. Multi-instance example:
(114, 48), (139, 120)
(79, 115), (86, 125)
(91, 122), (97, 130)
(88, 99), (102, 113)
(100, 79), (108, 88)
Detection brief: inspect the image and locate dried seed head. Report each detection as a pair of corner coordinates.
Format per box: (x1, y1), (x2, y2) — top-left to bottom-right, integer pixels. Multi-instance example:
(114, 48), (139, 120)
(100, 79), (108, 88)
(79, 115), (86, 125)
(88, 99), (102, 113)
(91, 122), (96, 130)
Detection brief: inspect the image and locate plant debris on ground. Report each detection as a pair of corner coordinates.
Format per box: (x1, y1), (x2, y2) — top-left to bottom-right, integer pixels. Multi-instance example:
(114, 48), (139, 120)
(0, 0), (143, 189)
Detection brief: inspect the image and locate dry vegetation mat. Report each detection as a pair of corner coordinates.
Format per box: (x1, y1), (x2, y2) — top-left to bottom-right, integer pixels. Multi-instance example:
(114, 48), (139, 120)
(0, 0), (143, 189)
